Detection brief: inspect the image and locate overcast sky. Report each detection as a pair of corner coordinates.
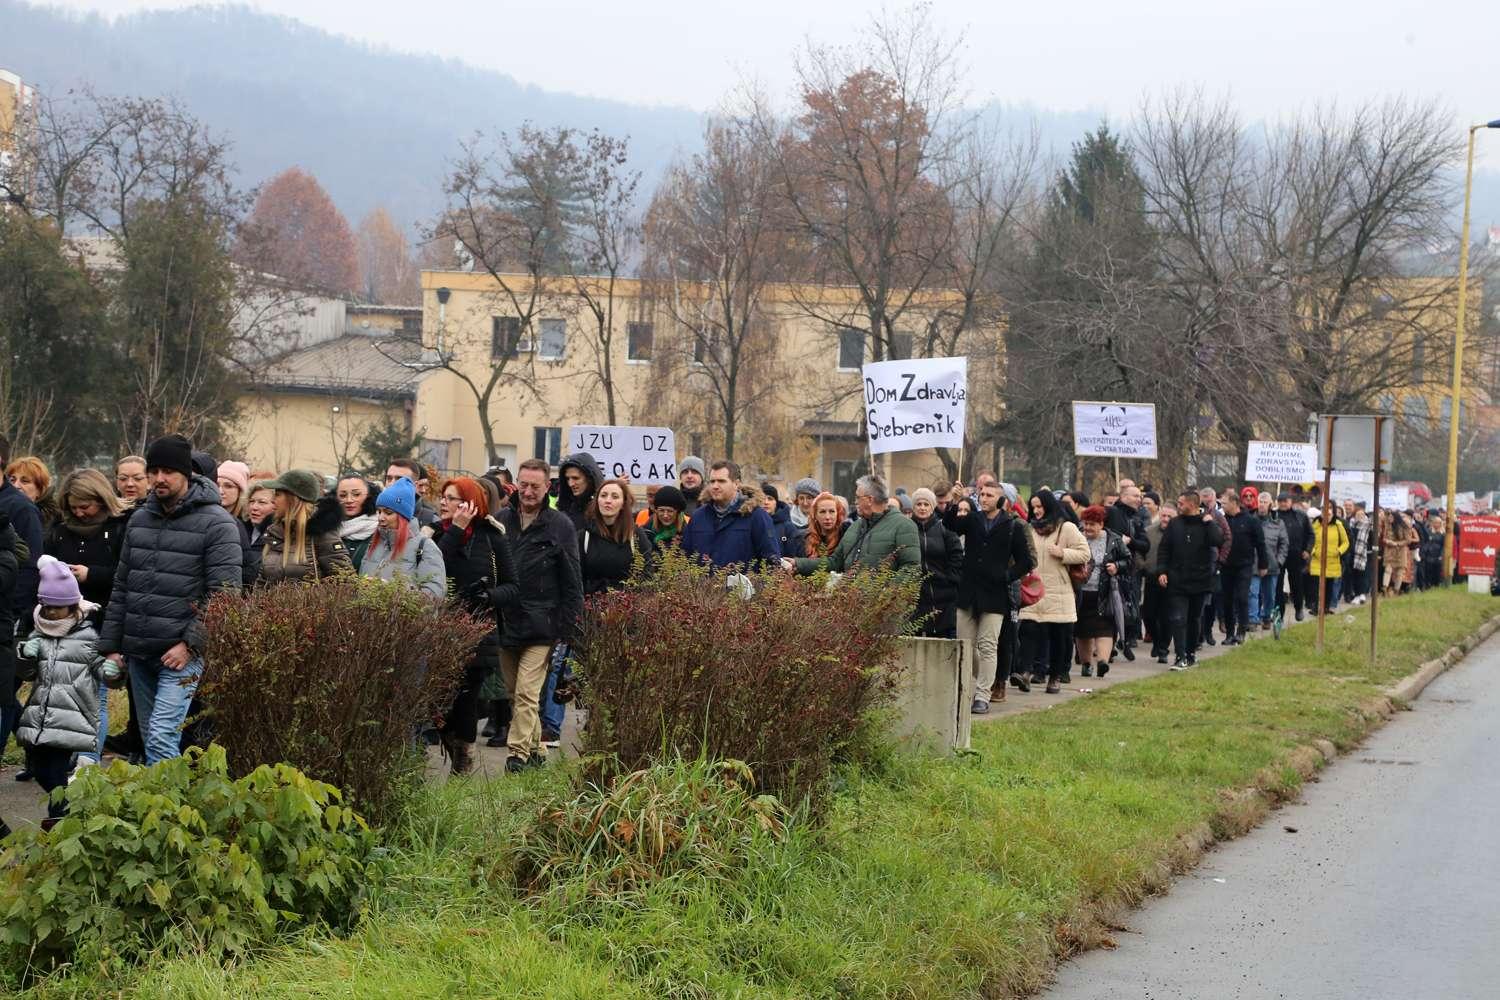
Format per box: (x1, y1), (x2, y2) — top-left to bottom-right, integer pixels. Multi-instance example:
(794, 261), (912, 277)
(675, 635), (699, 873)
(45, 1), (1499, 142)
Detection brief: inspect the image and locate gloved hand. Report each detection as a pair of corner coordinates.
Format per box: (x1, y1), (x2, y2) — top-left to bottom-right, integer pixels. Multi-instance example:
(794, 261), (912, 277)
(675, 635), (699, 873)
(19, 638), (42, 660)
(458, 578), (493, 610)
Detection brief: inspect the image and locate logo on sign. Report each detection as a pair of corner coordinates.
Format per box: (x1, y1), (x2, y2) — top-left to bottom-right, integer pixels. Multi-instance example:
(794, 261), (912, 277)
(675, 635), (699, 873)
(1099, 407), (1128, 436)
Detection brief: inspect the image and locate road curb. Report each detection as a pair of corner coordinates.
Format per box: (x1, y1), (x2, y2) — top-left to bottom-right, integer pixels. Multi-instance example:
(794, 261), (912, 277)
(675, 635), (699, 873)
(1386, 614), (1500, 704)
(1041, 606), (1500, 995)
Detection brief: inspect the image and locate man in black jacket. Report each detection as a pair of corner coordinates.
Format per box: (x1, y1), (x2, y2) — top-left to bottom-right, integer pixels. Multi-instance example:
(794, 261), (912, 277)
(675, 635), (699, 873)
(99, 435), (243, 765)
(1158, 490), (1225, 669)
(1105, 484), (1150, 659)
(496, 458), (585, 774)
(942, 482), (1035, 711)
(1277, 492), (1314, 620)
(1219, 492), (1268, 645)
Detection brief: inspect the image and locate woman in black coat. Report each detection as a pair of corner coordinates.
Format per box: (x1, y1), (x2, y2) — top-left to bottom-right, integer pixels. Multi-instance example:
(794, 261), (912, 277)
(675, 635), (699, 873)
(911, 487), (962, 638)
(44, 469), (130, 626)
(432, 476), (520, 776)
(579, 479), (655, 595)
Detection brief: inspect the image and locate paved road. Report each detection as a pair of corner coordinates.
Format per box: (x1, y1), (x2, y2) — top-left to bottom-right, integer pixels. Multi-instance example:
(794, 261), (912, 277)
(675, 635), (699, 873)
(1044, 632), (1500, 1000)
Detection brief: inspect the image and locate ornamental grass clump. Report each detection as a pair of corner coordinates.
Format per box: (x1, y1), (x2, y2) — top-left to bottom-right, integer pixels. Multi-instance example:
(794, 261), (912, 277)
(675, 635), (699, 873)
(574, 548), (919, 809)
(513, 756), (790, 911)
(199, 575), (491, 819)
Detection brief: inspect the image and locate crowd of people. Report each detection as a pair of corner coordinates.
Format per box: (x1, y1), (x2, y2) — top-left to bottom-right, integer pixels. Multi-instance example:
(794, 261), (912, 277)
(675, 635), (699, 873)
(0, 429), (1483, 836)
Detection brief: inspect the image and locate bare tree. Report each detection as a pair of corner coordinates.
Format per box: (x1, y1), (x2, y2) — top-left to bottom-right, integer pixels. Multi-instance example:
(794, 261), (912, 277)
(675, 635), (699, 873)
(755, 6), (970, 372)
(567, 129), (640, 427)
(420, 124), (577, 465)
(1254, 99), (1462, 418)
(641, 117), (787, 460)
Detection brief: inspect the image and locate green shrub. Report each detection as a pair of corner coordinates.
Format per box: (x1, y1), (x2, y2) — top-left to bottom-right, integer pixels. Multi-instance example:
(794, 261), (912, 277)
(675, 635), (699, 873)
(0, 745), (375, 982)
(514, 756), (790, 911)
(575, 548), (919, 810)
(199, 575), (492, 819)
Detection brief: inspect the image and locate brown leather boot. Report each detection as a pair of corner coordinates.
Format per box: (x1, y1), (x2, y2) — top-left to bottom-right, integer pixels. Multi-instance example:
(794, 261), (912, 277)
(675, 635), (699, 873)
(441, 733), (473, 776)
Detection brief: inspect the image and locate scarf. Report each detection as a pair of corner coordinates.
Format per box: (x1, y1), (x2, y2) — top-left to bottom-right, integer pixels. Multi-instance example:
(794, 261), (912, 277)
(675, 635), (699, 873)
(61, 508), (111, 539)
(340, 513), (377, 543)
(441, 518), (475, 545)
(34, 599), (100, 637)
(789, 506), (809, 530)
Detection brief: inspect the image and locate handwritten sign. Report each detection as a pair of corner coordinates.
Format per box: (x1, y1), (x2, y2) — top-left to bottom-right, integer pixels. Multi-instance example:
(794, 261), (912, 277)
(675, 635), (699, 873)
(1378, 485), (1410, 511)
(566, 425), (678, 486)
(862, 356), (967, 456)
(1245, 441), (1318, 483)
(1072, 401), (1158, 459)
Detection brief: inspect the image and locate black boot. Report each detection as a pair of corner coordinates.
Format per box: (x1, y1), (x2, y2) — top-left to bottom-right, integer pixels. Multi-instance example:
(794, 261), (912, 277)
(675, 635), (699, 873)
(1096, 659), (1110, 678)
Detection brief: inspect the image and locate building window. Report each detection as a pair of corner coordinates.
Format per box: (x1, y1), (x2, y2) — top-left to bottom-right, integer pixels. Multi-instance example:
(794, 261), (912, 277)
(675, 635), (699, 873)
(832, 458), (869, 501)
(837, 329), (863, 371)
(533, 426), (562, 466)
(492, 316), (522, 359)
(627, 321), (653, 361)
(401, 315), (422, 338)
(889, 332), (913, 360)
(538, 318), (566, 360)
(690, 433), (705, 458)
(1411, 338), (1424, 379)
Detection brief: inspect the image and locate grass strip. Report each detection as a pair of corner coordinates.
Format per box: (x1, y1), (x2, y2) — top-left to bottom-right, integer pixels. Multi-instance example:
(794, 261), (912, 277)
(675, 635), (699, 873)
(23, 587), (1497, 1000)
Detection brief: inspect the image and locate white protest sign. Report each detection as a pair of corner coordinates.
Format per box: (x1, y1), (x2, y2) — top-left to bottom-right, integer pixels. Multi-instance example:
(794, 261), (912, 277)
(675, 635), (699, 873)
(862, 356), (967, 456)
(566, 425), (678, 485)
(1245, 440), (1318, 484)
(1378, 485), (1410, 510)
(1071, 401), (1158, 459)
(1328, 471), (1374, 508)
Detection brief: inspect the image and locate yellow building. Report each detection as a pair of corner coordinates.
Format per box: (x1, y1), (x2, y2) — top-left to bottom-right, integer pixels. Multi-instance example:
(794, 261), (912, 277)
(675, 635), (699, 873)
(1, 68), (37, 205)
(387, 269), (1003, 498)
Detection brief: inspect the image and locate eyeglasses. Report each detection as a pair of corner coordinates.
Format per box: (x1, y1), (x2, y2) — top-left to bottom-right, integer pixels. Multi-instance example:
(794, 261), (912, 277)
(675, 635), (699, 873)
(440, 493), (462, 503)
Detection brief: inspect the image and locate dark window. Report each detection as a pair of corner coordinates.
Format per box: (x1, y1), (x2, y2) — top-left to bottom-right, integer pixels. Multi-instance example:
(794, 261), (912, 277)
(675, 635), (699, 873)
(627, 321), (654, 360)
(1411, 338), (1424, 379)
(838, 329), (863, 370)
(690, 433), (705, 458)
(538, 318), (566, 360)
(532, 426), (562, 466)
(492, 316), (522, 359)
(401, 315), (422, 337)
(889, 332), (913, 360)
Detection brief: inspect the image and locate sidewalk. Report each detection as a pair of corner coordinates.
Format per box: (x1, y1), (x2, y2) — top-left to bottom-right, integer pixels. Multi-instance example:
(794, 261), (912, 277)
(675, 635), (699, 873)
(976, 611), (1314, 722)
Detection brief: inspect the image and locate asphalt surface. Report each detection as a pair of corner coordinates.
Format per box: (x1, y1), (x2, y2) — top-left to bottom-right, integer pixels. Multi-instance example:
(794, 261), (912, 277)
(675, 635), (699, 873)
(1044, 631), (1500, 1000)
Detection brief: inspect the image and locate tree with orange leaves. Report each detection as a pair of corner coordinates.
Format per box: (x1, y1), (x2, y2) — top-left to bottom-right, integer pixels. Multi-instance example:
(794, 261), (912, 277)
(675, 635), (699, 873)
(242, 167), (360, 294)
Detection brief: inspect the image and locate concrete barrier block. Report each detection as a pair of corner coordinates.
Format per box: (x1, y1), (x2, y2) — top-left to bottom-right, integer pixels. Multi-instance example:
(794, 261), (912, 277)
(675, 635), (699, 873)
(889, 636), (969, 753)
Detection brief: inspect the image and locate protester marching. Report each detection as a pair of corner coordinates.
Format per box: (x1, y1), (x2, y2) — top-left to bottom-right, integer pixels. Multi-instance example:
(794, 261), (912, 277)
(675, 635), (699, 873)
(0, 416), (1491, 843)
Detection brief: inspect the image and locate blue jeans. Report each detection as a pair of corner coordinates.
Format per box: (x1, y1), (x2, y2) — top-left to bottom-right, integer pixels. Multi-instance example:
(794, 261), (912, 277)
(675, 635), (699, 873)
(127, 655), (202, 765)
(1248, 575), (1262, 624)
(1257, 571), (1278, 623)
(539, 643), (567, 736)
(80, 680), (109, 764)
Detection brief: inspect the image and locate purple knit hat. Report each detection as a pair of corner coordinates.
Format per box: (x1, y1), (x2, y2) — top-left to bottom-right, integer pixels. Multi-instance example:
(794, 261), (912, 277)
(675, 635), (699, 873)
(37, 555), (82, 607)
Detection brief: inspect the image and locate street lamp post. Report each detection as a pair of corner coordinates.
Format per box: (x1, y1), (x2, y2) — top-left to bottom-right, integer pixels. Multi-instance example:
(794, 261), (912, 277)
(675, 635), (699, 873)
(1442, 119), (1500, 581)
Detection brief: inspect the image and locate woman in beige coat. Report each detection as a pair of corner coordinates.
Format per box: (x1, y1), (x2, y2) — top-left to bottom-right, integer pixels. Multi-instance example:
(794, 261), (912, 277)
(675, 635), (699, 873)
(1018, 489), (1091, 693)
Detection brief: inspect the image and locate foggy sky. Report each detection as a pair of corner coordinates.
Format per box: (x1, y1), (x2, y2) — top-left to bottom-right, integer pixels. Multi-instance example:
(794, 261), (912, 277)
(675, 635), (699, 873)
(41, 0), (1500, 163)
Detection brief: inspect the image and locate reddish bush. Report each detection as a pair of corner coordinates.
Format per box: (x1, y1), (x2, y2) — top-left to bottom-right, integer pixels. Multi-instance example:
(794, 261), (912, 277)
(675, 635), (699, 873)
(199, 576), (490, 818)
(574, 548), (919, 807)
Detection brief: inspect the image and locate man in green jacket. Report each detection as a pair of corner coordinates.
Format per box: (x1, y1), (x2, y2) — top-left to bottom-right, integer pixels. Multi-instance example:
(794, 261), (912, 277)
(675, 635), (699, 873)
(785, 474), (920, 577)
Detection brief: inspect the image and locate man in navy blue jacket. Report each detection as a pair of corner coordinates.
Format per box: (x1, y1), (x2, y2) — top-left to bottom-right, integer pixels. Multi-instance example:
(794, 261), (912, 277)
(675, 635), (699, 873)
(0, 435), (42, 755)
(681, 460), (780, 571)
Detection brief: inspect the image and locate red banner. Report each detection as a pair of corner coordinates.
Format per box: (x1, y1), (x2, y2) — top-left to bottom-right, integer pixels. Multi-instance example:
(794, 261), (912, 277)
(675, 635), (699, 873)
(1457, 516), (1500, 576)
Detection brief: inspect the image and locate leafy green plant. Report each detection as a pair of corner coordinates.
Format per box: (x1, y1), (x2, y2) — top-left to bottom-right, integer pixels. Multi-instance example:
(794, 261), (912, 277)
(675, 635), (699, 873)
(514, 756), (790, 910)
(575, 547), (919, 809)
(199, 575), (491, 819)
(0, 745), (376, 982)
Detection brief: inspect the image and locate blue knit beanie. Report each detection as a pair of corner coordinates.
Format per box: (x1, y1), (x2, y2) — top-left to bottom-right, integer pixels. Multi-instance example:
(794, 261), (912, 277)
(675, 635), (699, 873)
(376, 476), (416, 519)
